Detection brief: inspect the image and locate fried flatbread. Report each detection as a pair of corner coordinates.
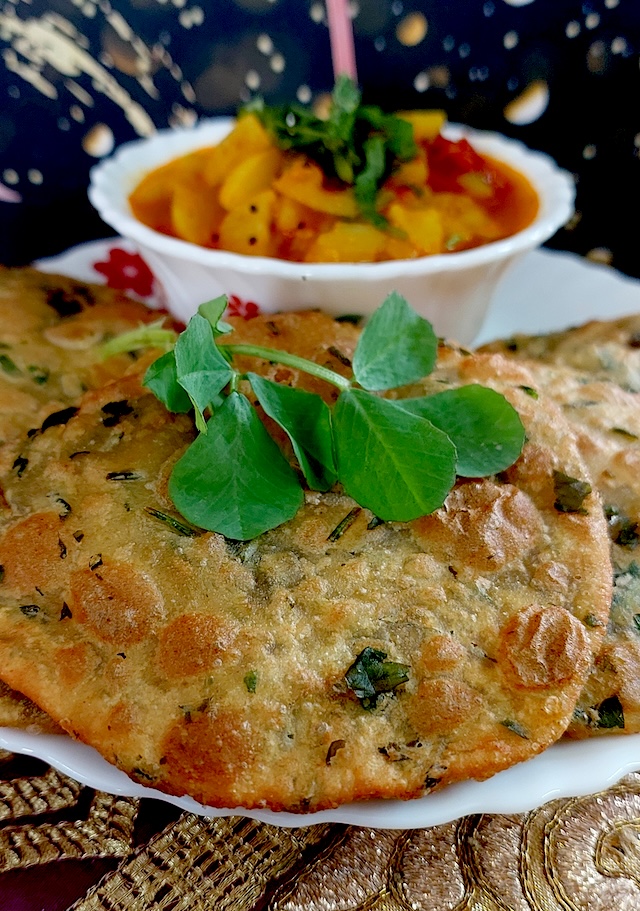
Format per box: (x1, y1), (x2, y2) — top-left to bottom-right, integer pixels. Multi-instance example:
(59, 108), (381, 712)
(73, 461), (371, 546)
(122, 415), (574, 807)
(0, 680), (62, 733)
(481, 313), (640, 391)
(0, 312), (611, 812)
(0, 266), (163, 450)
(0, 267), (168, 733)
(481, 320), (640, 737)
(522, 367), (640, 739)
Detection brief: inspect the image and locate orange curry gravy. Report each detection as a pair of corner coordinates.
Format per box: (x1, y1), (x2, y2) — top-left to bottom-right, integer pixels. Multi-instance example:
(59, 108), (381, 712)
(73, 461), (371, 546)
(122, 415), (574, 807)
(129, 128), (539, 262)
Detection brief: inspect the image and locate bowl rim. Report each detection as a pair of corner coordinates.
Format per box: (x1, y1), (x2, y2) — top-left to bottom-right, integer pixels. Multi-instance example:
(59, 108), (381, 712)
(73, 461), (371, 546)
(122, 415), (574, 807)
(89, 116), (575, 280)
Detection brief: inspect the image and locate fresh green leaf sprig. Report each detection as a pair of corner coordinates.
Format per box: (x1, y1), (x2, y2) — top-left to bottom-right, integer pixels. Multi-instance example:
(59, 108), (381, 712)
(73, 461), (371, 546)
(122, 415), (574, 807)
(244, 76), (417, 228)
(134, 292), (525, 541)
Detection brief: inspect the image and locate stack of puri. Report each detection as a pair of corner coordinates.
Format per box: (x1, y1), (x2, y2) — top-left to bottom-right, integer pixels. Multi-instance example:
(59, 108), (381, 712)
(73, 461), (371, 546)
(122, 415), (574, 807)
(0, 266), (628, 812)
(0, 268), (169, 734)
(481, 314), (640, 737)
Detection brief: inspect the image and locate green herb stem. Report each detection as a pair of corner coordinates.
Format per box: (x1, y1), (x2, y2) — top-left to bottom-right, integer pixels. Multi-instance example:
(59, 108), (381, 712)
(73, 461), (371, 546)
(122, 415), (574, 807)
(224, 343), (352, 391)
(101, 322), (178, 359)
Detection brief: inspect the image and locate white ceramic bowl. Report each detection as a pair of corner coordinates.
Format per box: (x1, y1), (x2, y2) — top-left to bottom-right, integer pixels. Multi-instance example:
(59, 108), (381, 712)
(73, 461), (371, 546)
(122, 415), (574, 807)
(89, 117), (575, 344)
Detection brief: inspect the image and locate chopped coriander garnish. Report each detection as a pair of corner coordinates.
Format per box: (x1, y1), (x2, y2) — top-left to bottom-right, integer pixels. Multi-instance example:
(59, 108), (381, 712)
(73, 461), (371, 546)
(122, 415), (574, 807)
(327, 507), (361, 542)
(595, 695), (625, 729)
(53, 496), (72, 518)
(445, 233), (465, 251)
(0, 354), (19, 375)
(245, 76), (417, 227)
(143, 507), (204, 537)
(27, 365), (49, 385)
(106, 471), (143, 481)
(12, 455), (28, 477)
(335, 314), (364, 325)
(617, 525), (639, 549)
(344, 647), (410, 710)
(101, 400), (134, 427)
(518, 385), (539, 399)
(40, 407), (79, 434)
(500, 719), (529, 739)
(327, 345), (352, 368)
(19, 604), (40, 617)
(583, 613), (603, 628)
(326, 739), (346, 765)
(378, 743), (409, 761)
(367, 515), (384, 529)
(244, 670), (258, 693)
(604, 504), (639, 548)
(553, 471), (591, 514)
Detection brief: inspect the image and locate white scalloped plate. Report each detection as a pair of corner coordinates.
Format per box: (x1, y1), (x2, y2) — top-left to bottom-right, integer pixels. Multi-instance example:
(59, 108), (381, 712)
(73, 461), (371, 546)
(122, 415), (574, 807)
(1, 726), (640, 829)
(2, 240), (640, 830)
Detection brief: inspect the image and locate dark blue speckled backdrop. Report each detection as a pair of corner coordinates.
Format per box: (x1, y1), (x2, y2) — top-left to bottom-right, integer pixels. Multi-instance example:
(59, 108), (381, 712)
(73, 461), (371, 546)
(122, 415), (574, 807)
(0, 0), (638, 275)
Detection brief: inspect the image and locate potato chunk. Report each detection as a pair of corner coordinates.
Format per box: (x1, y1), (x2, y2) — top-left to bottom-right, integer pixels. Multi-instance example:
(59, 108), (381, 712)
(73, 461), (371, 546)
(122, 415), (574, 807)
(397, 109), (446, 141)
(203, 114), (273, 187)
(275, 158), (358, 218)
(171, 177), (224, 247)
(304, 222), (387, 263)
(219, 148), (285, 211)
(386, 203), (444, 255)
(218, 190), (277, 257)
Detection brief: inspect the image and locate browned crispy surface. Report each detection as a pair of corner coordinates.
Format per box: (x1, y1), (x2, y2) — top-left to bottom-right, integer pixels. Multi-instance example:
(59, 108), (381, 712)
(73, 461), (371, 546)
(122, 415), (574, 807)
(0, 266), (165, 451)
(0, 680), (63, 734)
(0, 312), (612, 812)
(0, 267), (170, 733)
(478, 339), (640, 738)
(537, 370), (640, 738)
(481, 313), (640, 391)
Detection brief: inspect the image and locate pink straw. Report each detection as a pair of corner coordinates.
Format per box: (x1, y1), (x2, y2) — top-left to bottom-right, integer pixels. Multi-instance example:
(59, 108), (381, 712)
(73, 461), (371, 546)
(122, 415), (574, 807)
(326, 0), (358, 83)
(0, 182), (21, 204)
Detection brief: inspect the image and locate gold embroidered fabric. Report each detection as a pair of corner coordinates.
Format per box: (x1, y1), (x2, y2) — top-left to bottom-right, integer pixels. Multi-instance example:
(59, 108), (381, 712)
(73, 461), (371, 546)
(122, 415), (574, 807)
(2, 749), (640, 909)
